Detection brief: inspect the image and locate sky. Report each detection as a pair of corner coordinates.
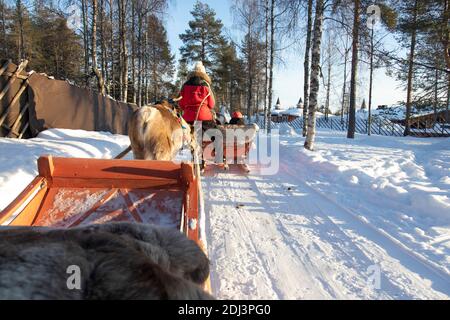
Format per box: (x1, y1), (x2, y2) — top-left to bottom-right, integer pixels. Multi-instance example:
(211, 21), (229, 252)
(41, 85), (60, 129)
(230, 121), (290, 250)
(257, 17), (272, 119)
(165, 0), (407, 112)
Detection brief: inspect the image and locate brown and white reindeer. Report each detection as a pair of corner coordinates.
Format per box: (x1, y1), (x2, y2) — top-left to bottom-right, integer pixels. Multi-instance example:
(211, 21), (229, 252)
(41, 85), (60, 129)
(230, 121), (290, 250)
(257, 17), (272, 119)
(128, 100), (193, 161)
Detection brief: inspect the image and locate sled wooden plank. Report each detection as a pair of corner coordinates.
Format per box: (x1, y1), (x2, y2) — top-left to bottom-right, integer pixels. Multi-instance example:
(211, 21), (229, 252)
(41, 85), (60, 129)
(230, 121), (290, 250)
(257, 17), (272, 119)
(50, 177), (180, 189)
(44, 157), (182, 181)
(181, 163), (198, 243)
(120, 189), (143, 223)
(0, 176), (47, 225)
(66, 188), (119, 227)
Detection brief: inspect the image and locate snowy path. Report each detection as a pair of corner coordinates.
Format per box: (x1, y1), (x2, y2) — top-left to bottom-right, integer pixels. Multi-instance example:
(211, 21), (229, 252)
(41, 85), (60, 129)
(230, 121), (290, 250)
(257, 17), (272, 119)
(203, 132), (450, 299)
(1, 128), (449, 299)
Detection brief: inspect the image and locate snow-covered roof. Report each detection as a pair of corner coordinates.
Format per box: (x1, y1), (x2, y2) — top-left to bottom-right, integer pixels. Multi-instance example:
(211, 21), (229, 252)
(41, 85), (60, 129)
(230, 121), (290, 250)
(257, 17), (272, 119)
(281, 108), (303, 116)
(357, 105), (442, 121)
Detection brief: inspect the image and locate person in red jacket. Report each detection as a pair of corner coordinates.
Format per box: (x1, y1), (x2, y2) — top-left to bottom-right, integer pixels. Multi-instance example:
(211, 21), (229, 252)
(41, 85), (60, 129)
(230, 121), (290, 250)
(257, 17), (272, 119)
(179, 61), (216, 128)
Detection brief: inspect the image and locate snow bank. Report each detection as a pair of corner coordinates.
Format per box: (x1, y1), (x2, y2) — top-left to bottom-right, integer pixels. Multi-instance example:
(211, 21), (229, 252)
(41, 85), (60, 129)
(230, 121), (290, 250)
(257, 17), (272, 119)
(0, 129), (130, 210)
(291, 129), (450, 276)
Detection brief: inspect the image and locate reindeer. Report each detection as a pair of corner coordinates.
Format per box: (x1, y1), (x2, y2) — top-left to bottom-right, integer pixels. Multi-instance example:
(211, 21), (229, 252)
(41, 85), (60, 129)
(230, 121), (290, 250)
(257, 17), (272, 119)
(128, 100), (192, 161)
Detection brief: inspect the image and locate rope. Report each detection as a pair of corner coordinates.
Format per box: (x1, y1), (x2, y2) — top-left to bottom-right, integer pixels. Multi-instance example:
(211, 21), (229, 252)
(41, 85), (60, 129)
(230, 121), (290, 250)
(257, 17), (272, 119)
(113, 145), (132, 159)
(195, 80), (212, 122)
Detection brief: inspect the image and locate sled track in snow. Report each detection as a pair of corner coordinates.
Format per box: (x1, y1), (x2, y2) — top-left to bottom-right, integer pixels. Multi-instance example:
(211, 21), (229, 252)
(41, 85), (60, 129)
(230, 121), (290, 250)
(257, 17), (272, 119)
(279, 161), (450, 294)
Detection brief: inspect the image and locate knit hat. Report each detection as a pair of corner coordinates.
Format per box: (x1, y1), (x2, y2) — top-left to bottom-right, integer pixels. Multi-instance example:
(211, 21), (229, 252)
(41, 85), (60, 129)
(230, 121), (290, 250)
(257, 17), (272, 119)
(232, 111), (243, 119)
(193, 61), (206, 74)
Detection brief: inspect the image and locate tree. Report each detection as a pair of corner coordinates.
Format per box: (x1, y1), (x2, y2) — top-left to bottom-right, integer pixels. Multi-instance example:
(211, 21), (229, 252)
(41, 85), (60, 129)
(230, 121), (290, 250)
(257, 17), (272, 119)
(179, 1), (225, 71)
(146, 15), (175, 102)
(303, 0), (313, 136)
(347, 0), (360, 139)
(232, 0), (262, 119)
(92, 0), (105, 94)
(0, 0), (8, 58)
(304, 0), (325, 150)
(396, 0), (428, 135)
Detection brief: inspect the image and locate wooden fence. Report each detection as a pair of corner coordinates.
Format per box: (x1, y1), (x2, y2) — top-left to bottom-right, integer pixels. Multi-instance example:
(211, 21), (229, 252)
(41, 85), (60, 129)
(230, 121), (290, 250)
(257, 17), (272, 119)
(0, 59), (32, 139)
(256, 115), (450, 138)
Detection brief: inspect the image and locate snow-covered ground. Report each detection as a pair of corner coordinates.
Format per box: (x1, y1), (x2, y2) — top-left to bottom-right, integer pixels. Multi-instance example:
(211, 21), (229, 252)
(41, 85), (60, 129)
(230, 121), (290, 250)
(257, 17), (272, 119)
(204, 130), (450, 299)
(0, 129), (130, 211)
(0, 128), (449, 299)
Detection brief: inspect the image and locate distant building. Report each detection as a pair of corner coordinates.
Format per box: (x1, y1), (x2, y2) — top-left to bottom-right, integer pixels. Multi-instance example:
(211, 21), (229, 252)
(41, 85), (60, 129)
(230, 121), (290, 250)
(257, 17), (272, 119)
(297, 97), (303, 109)
(275, 98), (281, 110)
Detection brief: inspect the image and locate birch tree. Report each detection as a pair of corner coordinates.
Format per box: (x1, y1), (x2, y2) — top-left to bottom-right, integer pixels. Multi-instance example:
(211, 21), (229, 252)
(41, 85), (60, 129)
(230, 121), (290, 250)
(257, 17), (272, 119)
(304, 0), (325, 150)
(303, 0), (313, 136)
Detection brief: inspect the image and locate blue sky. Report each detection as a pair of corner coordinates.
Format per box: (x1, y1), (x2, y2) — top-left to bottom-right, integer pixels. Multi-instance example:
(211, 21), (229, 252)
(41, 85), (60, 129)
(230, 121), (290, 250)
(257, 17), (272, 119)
(165, 0), (406, 111)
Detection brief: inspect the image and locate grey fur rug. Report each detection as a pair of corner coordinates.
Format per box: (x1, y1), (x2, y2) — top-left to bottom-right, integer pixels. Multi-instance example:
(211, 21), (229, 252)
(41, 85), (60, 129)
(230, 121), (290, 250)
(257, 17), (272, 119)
(0, 222), (212, 299)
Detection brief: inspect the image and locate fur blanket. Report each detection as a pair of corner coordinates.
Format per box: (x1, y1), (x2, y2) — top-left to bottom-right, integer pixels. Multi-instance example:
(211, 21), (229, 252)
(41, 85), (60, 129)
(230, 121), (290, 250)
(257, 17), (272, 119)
(0, 222), (212, 300)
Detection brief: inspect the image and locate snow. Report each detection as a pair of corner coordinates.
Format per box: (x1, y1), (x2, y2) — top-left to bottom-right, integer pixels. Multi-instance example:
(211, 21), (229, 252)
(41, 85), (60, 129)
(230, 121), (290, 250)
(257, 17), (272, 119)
(203, 129), (450, 299)
(0, 129), (131, 211)
(281, 107), (303, 117)
(357, 104), (445, 121)
(1, 127), (449, 299)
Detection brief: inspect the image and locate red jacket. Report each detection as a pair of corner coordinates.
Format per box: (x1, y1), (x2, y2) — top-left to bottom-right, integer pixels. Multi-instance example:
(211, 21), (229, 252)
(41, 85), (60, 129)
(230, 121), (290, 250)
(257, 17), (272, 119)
(179, 77), (215, 122)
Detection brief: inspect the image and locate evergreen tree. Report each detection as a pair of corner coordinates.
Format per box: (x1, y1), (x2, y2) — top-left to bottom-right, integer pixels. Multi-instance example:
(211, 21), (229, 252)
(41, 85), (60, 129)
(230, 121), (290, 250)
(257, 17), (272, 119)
(147, 15), (175, 102)
(179, 1), (226, 71)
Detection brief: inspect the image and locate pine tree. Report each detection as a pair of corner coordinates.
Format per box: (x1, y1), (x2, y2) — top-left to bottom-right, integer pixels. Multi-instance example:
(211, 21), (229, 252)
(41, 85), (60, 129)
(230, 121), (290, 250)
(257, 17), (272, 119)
(396, 0), (429, 135)
(147, 15), (175, 103)
(179, 1), (226, 71)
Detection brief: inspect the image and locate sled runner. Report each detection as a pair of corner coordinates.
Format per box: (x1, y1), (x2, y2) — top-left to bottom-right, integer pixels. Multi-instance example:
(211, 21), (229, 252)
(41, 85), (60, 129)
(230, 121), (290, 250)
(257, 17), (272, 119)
(201, 123), (258, 173)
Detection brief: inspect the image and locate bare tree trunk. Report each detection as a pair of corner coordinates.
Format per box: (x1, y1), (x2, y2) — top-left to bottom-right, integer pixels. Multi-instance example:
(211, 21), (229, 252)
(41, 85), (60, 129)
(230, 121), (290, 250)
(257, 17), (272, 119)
(81, 0), (89, 86)
(434, 65), (439, 120)
(263, 0), (269, 131)
(347, 0), (360, 139)
(304, 0), (324, 150)
(109, 0), (115, 98)
(247, 27), (254, 120)
(100, 0), (108, 92)
(447, 73), (450, 115)
(117, 0), (123, 100)
(0, 0), (7, 57)
(405, 0), (419, 136)
(16, 0), (25, 61)
(325, 35), (331, 121)
(267, 0), (275, 134)
(303, 0), (313, 137)
(368, 27), (374, 135)
(443, 0), (449, 71)
(130, 0), (136, 104)
(92, 0), (105, 95)
(341, 45), (349, 124)
(137, 12), (143, 107)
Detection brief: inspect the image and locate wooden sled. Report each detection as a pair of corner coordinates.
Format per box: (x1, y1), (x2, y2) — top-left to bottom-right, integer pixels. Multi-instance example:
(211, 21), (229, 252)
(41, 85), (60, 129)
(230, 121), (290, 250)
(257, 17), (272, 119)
(0, 155), (210, 291)
(201, 123), (258, 173)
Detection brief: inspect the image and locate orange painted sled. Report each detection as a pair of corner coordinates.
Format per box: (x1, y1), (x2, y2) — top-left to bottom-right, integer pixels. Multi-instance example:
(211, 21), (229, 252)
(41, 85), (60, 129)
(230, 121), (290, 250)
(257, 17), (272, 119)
(0, 156), (210, 290)
(202, 124), (258, 165)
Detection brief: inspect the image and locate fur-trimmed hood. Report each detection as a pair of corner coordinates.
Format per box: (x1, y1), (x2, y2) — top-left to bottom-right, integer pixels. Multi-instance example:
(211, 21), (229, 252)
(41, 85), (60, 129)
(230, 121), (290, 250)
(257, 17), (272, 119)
(187, 71), (211, 85)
